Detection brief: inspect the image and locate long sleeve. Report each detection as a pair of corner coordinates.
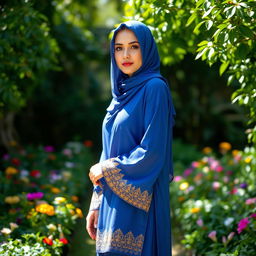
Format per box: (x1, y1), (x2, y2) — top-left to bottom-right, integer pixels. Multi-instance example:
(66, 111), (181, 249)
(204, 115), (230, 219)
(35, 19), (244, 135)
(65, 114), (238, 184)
(89, 186), (103, 211)
(100, 78), (175, 212)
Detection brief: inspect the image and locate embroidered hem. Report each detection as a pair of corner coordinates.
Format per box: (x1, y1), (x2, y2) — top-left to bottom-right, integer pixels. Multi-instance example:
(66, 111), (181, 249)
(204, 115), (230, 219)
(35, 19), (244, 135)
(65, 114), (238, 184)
(96, 228), (144, 255)
(101, 159), (152, 212)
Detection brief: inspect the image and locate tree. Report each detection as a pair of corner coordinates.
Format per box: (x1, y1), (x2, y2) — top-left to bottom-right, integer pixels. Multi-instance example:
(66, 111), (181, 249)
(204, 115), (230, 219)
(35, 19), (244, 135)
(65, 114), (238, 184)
(0, 1), (59, 148)
(124, 0), (256, 145)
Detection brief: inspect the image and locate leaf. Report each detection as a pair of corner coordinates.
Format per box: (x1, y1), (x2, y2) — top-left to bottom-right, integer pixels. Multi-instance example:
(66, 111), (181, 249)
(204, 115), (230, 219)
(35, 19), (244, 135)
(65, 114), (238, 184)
(202, 6), (215, 18)
(219, 61), (230, 76)
(195, 47), (208, 60)
(239, 25), (254, 38)
(197, 40), (209, 46)
(206, 20), (213, 30)
(208, 47), (215, 59)
(193, 20), (206, 34)
(196, 0), (205, 8)
(227, 6), (237, 18)
(186, 12), (197, 27)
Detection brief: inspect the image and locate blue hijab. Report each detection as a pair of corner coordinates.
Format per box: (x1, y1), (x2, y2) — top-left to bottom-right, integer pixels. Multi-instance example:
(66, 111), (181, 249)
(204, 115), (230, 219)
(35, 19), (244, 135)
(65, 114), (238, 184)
(107, 21), (169, 115)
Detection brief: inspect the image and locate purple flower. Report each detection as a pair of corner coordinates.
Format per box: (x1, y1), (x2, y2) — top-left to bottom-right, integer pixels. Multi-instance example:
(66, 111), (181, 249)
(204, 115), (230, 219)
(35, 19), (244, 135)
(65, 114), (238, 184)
(208, 231), (217, 242)
(237, 218), (250, 234)
(26, 192), (44, 200)
(173, 176), (183, 182)
(227, 232), (235, 241)
(240, 183), (247, 189)
(44, 145), (54, 152)
(2, 154), (10, 160)
(245, 198), (256, 205)
(196, 219), (204, 227)
(250, 213), (256, 219)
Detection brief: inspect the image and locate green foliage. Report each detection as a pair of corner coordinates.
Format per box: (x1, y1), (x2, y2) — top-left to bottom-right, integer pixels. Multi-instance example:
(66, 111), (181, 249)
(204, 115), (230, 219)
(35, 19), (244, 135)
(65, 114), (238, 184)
(0, 233), (62, 256)
(125, 0), (256, 144)
(0, 1), (59, 114)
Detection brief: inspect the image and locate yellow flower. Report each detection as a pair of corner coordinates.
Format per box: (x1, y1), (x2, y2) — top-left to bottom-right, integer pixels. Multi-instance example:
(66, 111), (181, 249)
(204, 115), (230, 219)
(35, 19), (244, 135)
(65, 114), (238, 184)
(51, 187), (61, 194)
(47, 224), (57, 231)
(36, 203), (55, 216)
(71, 196), (79, 202)
(66, 203), (75, 209)
(9, 223), (18, 231)
(190, 207), (201, 213)
(5, 167), (18, 175)
(69, 209), (75, 215)
(202, 147), (212, 154)
(219, 142), (231, 152)
(244, 156), (252, 163)
(179, 182), (189, 191)
(5, 196), (20, 204)
(54, 197), (66, 204)
(75, 208), (83, 218)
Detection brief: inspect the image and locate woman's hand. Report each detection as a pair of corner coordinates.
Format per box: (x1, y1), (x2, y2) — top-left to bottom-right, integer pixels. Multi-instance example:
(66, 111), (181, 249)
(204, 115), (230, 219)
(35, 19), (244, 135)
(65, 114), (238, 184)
(89, 163), (103, 185)
(86, 210), (99, 240)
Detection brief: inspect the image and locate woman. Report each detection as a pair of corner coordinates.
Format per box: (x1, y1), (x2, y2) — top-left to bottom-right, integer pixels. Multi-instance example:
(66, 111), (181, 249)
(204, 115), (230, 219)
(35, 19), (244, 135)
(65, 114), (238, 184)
(86, 20), (176, 256)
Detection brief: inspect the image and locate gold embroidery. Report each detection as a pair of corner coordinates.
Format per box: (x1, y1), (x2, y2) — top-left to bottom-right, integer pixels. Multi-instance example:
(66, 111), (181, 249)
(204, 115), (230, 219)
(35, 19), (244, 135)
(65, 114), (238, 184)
(96, 228), (144, 255)
(101, 159), (152, 212)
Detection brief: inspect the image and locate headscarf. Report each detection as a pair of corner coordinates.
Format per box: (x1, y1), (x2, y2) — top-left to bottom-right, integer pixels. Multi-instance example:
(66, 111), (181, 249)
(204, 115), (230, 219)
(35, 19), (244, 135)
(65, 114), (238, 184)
(107, 21), (170, 116)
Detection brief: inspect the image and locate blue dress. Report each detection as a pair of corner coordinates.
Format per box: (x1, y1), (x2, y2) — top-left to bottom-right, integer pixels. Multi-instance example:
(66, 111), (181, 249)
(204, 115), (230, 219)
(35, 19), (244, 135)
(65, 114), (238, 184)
(90, 21), (176, 256)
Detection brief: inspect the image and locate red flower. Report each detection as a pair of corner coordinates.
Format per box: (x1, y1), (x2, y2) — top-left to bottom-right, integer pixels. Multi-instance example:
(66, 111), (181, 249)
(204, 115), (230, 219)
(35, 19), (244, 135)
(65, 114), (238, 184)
(83, 140), (93, 147)
(30, 170), (41, 178)
(11, 158), (21, 166)
(43, 237), (53, 246)
(60, 238), (68, 244)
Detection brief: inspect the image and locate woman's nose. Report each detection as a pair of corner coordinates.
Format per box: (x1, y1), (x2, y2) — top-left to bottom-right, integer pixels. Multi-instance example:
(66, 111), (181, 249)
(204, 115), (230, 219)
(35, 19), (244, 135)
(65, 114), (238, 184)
(123, 48), (130, 58)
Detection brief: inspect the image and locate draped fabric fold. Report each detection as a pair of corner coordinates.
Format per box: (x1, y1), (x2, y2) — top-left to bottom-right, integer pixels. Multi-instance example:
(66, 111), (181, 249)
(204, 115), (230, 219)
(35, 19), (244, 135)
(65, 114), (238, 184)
(95, 20), (176, 256)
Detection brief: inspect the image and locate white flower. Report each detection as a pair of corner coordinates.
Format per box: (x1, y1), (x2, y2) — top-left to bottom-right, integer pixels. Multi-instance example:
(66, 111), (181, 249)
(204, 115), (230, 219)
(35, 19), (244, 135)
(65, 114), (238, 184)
(1, 228), (12, 235)
(9, 222), (18, 231)
(47, 223), (57, 231)
(224, 217), (234, 226)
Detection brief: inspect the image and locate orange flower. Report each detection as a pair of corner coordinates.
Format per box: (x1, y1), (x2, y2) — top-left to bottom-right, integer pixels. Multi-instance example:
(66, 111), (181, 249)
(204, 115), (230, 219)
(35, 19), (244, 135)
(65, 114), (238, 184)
(51, 187), (61, 194)
(219, 142), (231, 152)
(43, 237), (53, 246)
(178, 196), (185, 202)
(202, 147), (212, 154)
(190, 207), (201, 213)
(232, 149), (240, 157)
(75, 208), (83, 218)
(5, 196), (20, 204)
(5, 167), (18, 175)
(71, 196), (79, 202)
(36, 203), (55, 216)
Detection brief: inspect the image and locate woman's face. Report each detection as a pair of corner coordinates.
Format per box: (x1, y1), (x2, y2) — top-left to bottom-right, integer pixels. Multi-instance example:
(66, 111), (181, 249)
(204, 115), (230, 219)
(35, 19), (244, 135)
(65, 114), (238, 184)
(114, 29), (142, 77)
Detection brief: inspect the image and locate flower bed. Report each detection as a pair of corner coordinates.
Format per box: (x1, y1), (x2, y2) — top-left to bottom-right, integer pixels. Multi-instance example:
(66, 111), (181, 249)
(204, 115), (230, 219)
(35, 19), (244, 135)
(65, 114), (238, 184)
(0, 141), (93, 255)
(171, 142), (256, 255)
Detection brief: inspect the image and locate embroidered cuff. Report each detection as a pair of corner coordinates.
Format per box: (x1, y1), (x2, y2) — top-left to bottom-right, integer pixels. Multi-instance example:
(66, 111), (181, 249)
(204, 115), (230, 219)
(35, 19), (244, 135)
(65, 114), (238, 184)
(89, 190), (103, 211)
(101, 159), (152, 212)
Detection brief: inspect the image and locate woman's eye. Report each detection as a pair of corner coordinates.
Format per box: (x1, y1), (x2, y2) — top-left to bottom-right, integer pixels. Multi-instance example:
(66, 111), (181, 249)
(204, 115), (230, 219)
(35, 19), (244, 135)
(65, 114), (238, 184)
(115, 47), (122, 51)
(131, 45), (139, 49)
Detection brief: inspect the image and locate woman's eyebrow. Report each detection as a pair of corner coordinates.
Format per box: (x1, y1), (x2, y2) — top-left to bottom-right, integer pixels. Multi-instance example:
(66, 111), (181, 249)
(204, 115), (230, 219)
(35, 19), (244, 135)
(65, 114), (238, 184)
(114, 41), (140, 45)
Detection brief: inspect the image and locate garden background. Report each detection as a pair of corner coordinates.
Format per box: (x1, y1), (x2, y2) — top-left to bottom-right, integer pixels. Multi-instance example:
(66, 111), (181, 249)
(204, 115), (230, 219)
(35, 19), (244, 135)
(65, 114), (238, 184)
(0, 0), (255, 255)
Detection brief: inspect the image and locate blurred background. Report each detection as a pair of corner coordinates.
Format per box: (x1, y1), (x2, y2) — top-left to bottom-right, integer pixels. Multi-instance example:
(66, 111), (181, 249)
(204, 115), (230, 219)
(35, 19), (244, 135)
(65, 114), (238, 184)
(1, 0), (254, 255)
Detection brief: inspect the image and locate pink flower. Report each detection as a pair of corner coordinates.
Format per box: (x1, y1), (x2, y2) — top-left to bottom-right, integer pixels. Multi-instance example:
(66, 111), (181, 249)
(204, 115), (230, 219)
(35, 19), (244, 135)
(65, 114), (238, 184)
(237, 218), (250, 234)
(196, 219), (204, 227)
(27, 192), (44, 200)
(208, 231), (217, 242)
(44, 145), (54, 152)
(230, 187), (238, 194)
(191, 161), (199, 168)
(245, 198), (256, 205)
(222, 236), (227, 245)
(216, 165), (224, 172)
(227, 232), (235, 241)
(250, 213), (256, 219)
(183, 168), (193, 176)
(212, 181), (221, 190)
(173, 176), (183, 182)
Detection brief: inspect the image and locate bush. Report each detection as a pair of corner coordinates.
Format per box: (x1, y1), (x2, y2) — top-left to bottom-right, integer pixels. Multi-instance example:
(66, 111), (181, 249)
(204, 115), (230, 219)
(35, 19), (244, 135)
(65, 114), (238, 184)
(0, 141), (93, 255)
(171, 142), (256, 255)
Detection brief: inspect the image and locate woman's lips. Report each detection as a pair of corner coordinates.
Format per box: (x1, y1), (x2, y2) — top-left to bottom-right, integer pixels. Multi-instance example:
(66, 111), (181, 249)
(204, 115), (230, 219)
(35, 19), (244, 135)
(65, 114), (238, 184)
(122, 62), (133, 67)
